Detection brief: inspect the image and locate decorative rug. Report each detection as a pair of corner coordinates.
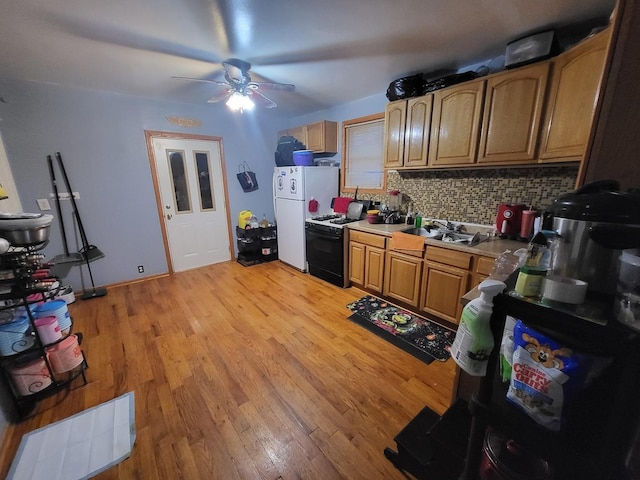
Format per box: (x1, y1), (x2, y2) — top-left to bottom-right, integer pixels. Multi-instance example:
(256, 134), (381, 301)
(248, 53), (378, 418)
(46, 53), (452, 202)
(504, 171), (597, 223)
(7, 391), (136, 480)
(347, 295), (454, 364)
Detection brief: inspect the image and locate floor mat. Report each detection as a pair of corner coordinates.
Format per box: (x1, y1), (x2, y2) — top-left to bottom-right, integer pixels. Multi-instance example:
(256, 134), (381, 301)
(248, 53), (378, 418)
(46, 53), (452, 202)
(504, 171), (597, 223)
(347, 295), (454, 364)
(7, 391), (136, 480)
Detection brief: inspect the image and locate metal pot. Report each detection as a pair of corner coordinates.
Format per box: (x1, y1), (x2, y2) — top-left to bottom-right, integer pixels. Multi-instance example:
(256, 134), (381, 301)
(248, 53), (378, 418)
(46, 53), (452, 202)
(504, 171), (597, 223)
(546, 181), (640, 296)
(0, 214), (53, 246)
(480, 429), (552, 480)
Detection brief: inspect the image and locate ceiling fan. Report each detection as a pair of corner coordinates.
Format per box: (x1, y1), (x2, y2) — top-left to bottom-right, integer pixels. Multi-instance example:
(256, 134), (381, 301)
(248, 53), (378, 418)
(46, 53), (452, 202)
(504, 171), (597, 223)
(173, 58), (295, 111)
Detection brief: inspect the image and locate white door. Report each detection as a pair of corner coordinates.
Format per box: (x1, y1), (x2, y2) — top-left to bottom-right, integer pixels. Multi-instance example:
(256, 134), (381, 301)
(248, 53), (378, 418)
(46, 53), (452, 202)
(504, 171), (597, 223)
(151, 136), (231, 272)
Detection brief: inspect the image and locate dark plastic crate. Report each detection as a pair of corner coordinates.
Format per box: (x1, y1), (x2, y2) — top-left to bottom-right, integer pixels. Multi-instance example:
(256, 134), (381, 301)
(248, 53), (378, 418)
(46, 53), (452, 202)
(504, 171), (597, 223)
(236, 226), (261, 239)
(237, 238), (260, 253)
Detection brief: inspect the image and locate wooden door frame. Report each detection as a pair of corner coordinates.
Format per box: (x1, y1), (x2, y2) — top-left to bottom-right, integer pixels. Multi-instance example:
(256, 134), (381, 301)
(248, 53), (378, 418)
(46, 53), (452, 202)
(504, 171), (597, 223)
(144, 130), (235, 274)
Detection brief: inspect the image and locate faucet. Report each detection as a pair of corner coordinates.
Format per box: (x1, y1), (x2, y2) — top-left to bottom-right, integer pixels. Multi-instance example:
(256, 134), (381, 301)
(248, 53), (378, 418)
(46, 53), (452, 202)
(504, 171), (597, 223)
(433, 220), (460, 232)
(384, 211), (401, 224)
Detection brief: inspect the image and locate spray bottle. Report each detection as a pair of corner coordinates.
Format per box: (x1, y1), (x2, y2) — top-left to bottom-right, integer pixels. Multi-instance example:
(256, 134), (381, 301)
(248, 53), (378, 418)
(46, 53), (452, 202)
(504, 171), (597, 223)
(450, 279), (506, 376)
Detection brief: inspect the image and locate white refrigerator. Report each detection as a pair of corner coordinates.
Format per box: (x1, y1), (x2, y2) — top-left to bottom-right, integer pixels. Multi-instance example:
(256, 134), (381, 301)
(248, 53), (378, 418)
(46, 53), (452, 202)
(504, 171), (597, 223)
(273, 166), (339, 271)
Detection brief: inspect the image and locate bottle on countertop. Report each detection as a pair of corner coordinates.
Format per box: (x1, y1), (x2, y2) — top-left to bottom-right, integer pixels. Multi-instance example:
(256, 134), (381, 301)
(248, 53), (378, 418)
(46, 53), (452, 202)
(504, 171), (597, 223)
(260, 214), (269, 228)
(249, 215), (259, 229)
(450, 279), (506, 376)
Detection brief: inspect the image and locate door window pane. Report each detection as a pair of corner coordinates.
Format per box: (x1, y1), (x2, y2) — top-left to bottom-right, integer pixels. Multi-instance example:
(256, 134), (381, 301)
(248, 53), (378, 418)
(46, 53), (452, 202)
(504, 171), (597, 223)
(194, 151), (216, 211)
(167, 150), (192, 213)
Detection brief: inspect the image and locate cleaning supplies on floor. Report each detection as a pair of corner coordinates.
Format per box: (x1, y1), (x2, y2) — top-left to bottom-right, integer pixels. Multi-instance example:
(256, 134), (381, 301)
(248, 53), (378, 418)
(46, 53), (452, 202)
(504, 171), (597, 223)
(451, 279), (506, 376)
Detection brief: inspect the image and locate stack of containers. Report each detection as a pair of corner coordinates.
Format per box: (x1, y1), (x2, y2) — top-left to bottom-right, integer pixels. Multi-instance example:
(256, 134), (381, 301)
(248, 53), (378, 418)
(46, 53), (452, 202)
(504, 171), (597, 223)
(34, 299), (71, 336)
(0, 314), (34, 356)
(33, 316), (61, 346)
(45, 334), (83, 376)
(7, 355), (52, 396)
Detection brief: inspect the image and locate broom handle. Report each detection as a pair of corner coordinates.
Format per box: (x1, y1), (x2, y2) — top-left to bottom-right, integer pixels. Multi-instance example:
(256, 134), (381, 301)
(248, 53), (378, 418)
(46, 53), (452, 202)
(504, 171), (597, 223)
(47, 155), (71, 256)
(55, 152), (90, 249)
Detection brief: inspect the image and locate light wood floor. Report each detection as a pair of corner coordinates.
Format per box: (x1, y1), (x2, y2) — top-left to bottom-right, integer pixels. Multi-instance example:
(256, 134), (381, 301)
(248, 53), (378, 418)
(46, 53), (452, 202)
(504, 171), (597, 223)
(0, 260), (457, 479)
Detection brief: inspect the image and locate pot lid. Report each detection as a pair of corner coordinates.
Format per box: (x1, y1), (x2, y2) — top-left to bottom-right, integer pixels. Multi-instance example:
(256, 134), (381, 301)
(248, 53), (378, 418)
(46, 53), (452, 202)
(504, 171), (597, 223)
(549, 180), (640, 224)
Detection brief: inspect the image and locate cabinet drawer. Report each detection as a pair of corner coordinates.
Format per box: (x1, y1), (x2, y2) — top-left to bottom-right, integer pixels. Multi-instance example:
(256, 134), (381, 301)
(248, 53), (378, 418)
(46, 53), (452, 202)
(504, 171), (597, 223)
(425, 246), (472, 269)
(475, 256), (496, 276)
(349, 230), (386, 249)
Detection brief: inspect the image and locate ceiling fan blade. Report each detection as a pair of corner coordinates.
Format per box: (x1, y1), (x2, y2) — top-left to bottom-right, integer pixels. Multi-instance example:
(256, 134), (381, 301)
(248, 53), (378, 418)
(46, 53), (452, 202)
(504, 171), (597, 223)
(207, 90), (233, 103)
(172, 76), (229, 87)
(248, 81), (295, 92)
(246, 89), (277, 109)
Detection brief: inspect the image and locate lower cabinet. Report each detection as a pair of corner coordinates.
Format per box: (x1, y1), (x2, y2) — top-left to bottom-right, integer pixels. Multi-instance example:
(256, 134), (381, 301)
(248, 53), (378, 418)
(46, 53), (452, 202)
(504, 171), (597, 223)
(349, 231), (386, 293)
(472, 255), (495, 287)
(421, 247), (473, 324)
(421, 261), (470, 324)
(383, 250), (422, 307)
(348, 229), (499, 327)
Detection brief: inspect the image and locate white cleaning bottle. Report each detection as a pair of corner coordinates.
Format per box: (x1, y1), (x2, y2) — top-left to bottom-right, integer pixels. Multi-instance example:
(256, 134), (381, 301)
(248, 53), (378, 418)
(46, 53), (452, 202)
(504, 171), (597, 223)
(450, 279), (506, 376)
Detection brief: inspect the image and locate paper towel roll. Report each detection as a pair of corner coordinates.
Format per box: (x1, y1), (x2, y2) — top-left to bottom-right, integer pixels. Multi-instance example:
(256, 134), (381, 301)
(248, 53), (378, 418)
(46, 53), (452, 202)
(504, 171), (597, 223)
(542, 275), (588, 304)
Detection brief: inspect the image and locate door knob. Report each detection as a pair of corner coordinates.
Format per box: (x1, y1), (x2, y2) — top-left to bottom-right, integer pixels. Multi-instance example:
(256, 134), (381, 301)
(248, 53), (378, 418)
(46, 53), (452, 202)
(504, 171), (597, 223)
(165, 205), (171, 209)
(166, 213), (172, 220)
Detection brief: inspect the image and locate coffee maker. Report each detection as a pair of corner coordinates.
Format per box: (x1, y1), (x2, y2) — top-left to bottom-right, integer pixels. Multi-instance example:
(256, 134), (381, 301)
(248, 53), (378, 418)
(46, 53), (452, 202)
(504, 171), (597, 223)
(496, 203), (526, 239)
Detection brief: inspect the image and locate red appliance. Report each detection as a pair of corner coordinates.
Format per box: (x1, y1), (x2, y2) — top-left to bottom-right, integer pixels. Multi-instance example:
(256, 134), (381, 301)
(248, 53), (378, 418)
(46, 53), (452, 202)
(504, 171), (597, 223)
(496, 203), (526, 239)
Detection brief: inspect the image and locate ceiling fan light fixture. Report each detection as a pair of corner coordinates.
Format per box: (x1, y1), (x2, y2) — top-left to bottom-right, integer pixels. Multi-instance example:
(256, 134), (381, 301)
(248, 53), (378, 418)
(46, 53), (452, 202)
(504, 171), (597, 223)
(226, 91), (254, 112)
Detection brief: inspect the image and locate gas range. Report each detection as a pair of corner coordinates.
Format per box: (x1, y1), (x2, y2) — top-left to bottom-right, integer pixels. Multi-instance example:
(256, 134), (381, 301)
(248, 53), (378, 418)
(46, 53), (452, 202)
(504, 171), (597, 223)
(306, 214), (360, 229)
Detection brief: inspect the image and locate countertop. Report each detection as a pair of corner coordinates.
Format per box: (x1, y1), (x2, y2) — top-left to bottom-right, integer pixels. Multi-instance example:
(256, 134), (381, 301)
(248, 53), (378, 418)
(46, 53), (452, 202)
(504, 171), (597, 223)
(346, 220), (524, 258)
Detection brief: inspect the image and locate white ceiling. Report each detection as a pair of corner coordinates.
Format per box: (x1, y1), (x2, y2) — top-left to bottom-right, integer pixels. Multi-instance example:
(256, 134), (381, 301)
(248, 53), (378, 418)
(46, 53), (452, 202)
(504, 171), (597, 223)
(0, 0), (616, 116)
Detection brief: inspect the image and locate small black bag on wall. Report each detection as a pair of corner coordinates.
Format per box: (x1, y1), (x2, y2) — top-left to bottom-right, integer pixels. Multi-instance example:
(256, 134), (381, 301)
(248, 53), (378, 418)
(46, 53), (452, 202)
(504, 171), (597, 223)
(236, 162), (259, 192)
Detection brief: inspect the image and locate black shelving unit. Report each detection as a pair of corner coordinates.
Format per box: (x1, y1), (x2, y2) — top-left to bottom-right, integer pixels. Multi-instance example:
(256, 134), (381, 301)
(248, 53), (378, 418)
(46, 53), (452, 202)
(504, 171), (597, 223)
(0, 243), (88, 419)
(236, 225), (278, 266)
(386, 273), (640, 480)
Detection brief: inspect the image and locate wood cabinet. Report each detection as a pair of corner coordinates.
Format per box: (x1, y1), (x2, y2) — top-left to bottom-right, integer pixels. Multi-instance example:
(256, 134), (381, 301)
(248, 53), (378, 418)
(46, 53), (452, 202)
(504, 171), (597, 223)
(383, 250), (422, 307)
(278, 120), (338, 154)
(306, 120), (338, 154)
(349, 230), (386, 293)
(472, 255), (495, 287)
(478, 62), (550, 164)
(381, 26), (611, 171)
(539, 28), (611, 162)
(383, 95), (433, 168)
(429, 79), (485, 166)
(383, 100), (407, 168)
(420, 247), (472, 324)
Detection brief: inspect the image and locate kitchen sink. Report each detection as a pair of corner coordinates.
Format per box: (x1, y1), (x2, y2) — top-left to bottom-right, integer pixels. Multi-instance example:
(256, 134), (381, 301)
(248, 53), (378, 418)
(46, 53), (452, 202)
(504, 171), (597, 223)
(402, 227), (443, 239)
(402, 226), (485, 246)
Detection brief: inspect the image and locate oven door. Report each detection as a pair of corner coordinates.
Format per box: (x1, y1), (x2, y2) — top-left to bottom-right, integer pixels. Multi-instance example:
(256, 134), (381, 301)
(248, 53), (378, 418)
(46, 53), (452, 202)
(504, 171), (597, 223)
(305, 224), (346, 287)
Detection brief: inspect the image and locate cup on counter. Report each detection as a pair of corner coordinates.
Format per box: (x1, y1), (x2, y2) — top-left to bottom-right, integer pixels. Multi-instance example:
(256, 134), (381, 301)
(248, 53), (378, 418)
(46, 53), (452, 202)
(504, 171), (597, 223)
(520, 209), (537, 240)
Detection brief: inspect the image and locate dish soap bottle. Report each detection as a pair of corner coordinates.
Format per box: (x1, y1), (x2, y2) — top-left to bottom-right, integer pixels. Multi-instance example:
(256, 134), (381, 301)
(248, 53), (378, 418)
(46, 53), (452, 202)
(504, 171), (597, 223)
(450, 279), (506, 376)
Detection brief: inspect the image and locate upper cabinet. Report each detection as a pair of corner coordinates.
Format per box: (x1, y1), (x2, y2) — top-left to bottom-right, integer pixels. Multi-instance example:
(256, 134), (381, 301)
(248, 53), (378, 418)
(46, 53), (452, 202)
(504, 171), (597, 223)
(383, 100), (407, 168)
(477, 62), (549, 164)
(306, 120), (338, 154)
(278, 120), (338, 154)
(429, 79), (485, 167)
(539, 29), (611, 162)
(383, 26), (611, 170)
(383, 95), (433, 169)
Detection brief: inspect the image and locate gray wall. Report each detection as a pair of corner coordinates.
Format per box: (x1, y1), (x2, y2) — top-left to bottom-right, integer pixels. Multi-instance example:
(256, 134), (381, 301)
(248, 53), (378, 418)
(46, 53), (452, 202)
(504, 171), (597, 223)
(0, 78), (294, 429)
(0, 78), (290, 291)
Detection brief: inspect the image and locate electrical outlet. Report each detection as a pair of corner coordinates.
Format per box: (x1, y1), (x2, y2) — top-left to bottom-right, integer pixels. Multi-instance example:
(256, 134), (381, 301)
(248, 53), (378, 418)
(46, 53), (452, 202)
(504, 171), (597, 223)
(137, 265), (144, 273)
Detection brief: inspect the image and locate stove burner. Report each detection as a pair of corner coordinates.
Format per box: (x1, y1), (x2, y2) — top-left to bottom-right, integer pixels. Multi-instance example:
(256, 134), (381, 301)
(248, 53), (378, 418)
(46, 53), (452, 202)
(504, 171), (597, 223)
(330, 217), (359, 225)
(312, 214), (342, 221)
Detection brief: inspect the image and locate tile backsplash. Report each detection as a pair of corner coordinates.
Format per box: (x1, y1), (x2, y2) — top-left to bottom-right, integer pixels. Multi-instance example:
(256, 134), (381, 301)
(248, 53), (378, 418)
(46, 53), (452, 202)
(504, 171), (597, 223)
(347, 166), (579, 226)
